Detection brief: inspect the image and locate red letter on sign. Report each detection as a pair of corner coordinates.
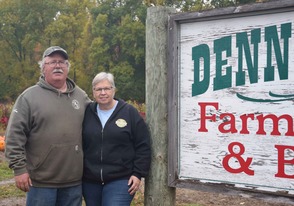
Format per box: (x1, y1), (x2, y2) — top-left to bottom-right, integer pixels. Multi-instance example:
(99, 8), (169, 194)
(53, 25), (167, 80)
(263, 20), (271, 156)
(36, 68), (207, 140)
(275, 145), (294, 178)
(198, 102), (218, 132)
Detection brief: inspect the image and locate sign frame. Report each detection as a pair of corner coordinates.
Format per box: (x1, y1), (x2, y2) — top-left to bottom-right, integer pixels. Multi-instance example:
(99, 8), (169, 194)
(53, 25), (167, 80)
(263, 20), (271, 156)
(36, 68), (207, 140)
(167, 0), (294, 200)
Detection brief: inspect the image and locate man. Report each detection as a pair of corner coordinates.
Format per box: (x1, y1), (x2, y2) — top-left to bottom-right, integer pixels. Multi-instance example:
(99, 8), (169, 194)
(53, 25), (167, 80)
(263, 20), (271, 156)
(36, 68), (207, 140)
(5, 46), (90, 206)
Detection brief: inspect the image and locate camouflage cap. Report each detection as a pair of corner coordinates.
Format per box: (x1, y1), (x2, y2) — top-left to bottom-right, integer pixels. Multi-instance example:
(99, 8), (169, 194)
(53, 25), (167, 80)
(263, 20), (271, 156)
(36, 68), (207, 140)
(42, 46), (68, 60)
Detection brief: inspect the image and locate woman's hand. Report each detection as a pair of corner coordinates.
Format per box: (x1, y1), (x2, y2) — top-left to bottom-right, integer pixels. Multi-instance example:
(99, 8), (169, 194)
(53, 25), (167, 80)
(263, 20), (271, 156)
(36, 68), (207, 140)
(128, 175), (141, 195)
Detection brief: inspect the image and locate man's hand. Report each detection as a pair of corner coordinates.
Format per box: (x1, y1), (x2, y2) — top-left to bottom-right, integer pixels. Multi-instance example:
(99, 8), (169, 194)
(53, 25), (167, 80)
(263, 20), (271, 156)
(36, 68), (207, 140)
(14, 173), (32, 192)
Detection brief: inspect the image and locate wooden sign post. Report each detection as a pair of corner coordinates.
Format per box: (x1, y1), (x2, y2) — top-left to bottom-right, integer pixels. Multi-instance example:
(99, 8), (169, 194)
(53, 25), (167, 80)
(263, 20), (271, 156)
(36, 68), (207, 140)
(145, 6), (176, 206)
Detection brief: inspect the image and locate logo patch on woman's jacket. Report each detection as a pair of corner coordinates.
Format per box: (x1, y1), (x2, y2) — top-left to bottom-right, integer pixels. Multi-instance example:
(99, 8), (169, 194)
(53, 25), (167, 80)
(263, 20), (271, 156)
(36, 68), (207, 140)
(115, 119), (127, 128)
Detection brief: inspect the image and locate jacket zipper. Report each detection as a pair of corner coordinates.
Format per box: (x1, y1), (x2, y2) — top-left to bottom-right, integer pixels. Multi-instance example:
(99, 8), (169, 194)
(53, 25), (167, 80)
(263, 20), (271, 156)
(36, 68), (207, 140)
(100, 128), (104, 184)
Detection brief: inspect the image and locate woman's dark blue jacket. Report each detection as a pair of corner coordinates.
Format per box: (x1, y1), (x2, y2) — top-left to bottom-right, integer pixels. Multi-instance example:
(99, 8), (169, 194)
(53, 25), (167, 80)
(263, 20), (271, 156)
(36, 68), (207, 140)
(82, 99), (151, 184)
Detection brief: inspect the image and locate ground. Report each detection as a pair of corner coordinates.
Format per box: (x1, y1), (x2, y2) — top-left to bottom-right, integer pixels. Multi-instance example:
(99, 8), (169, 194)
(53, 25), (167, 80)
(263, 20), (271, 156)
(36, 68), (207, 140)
(0, 151), (293, 206)
(176, 188), (294, 206)
(1, 187), (294, 206)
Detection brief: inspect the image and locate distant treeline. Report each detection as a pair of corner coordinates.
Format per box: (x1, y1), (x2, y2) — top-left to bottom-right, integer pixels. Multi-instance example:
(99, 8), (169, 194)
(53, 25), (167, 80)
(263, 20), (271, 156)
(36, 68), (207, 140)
(0, 0), (259, 102)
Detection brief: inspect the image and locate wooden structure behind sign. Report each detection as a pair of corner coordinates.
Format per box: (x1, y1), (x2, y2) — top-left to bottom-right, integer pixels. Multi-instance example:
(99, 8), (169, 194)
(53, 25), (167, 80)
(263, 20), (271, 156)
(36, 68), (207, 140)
(168, 0), (294, 200)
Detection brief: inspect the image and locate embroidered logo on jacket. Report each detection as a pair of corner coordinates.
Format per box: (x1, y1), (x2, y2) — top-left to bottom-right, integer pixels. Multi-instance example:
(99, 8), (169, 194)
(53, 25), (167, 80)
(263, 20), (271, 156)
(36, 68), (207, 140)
(116, 119), (127, 128)
(72, 100), (80, 110)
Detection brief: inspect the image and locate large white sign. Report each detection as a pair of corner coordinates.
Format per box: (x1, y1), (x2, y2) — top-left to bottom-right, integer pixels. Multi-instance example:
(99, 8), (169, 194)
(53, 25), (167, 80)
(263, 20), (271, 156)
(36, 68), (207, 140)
(168, 0), (294, 198)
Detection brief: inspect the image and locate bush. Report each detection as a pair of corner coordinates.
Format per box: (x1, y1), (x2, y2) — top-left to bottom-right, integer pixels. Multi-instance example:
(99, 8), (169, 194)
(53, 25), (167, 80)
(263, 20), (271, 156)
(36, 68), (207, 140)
(0, 103), (13, 133)
(127, 100), (146, 120)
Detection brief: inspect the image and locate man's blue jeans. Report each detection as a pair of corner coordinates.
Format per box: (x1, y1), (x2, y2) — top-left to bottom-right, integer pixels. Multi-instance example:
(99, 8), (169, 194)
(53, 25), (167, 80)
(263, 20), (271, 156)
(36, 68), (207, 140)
(82, 179), (134, 206)
(26, 184), (82, 206)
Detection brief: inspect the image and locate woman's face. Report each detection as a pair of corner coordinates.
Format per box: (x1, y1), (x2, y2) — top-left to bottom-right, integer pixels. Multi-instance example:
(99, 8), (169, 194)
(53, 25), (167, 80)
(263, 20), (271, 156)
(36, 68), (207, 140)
(93, 79), (115, 108)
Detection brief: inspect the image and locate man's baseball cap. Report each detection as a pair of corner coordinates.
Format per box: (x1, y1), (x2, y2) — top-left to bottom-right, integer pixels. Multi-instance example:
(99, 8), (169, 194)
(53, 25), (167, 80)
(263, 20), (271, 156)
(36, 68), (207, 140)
(42, 46), (68, 60)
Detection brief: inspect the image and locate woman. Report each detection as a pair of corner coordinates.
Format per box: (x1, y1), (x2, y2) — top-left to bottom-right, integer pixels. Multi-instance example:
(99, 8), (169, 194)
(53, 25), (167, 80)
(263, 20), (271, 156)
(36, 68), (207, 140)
(82, 72), (151, 206)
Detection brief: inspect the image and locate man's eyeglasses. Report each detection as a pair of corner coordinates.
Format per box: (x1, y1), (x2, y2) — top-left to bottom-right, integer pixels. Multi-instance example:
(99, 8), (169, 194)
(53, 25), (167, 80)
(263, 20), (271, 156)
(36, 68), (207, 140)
(93, 87), (113, 93)
(44, 61), (67, 67)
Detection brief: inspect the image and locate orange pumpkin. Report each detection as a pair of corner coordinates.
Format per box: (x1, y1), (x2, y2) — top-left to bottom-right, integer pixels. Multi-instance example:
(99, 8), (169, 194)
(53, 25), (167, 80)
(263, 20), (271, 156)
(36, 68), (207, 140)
(0, 136), (5, 151)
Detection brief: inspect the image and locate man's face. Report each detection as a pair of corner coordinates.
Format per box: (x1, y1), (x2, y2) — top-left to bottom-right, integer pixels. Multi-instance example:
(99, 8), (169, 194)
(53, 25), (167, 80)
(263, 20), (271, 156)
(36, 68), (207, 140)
(43, 53), (69, 85)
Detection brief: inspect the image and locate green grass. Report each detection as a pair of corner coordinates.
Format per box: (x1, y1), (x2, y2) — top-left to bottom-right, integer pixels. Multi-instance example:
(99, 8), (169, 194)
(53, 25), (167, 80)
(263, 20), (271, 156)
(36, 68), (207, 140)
(0, 183), (25, 198)
(129, 190), (203, 206)
(131, 190), (144, 206)
(0, 157), (25, 199)
(0, 157), (14, 181)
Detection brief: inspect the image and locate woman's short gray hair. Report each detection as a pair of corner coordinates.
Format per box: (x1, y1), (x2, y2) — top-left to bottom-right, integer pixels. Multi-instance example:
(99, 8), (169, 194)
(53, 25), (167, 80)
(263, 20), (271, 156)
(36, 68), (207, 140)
(92, 72), (115, 88)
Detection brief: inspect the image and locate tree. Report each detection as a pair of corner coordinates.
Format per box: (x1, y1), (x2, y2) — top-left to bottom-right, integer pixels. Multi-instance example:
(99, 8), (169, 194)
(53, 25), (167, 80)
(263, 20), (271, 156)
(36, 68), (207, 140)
(210, 0), (260, 8)
(44, 0), (95, 84)
(0, 0), (66, 101)
(87, 0), (148, 101)
(0, 0), (269, 102)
